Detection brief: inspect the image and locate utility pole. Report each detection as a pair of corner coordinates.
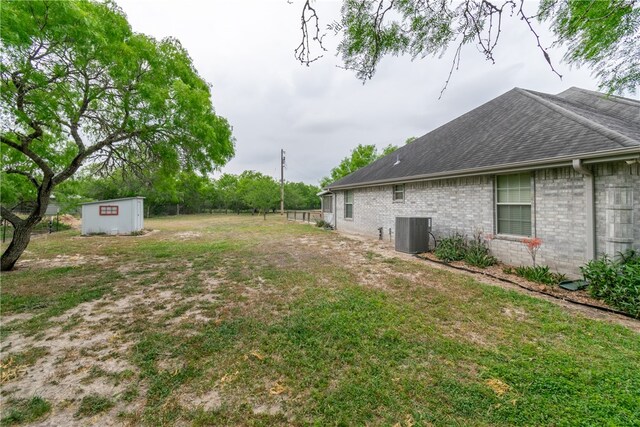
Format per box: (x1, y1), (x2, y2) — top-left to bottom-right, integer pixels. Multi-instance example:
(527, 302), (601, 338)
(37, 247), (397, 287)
(280, 149), (285, 215)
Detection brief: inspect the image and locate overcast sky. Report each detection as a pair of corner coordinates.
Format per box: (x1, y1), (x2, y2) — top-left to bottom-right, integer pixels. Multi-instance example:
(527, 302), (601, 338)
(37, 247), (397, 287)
(116, 0), (610, 185)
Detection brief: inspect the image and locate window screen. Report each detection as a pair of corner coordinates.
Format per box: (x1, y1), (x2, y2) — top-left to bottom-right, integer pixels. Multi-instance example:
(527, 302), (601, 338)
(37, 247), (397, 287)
(344, 191), (353, 219)
(322, 195), (333, 213)
(496, 173), (531, 236)
(393, 184), (404, 201)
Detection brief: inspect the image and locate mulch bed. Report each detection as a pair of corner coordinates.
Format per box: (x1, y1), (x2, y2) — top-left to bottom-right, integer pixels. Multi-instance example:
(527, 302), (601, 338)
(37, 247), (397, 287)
(416, 252), (623, 314)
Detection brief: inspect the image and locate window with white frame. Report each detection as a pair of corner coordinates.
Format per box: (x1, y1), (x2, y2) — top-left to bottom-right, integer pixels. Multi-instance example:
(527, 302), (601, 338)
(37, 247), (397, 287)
(496, 173), (532, 236)
(392, 184), (405, 201)
(344, 190), (353, 219)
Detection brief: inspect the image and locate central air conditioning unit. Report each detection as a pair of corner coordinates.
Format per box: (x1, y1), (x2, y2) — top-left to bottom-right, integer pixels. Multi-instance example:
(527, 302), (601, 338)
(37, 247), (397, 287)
(395, 217), (432, 254)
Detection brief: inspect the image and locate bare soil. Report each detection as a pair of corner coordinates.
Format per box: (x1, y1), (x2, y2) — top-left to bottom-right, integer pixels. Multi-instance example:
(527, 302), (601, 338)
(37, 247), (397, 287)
(2, 216), (638, 426)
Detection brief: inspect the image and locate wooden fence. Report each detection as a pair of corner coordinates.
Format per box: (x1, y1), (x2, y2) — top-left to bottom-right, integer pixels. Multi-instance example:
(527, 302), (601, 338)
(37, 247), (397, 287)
(285, 210), (323, 223)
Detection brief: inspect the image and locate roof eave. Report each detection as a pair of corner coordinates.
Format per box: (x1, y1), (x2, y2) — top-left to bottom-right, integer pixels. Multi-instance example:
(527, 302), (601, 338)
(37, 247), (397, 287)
(327, 147), (640, 191)
(81, 196), (146, 205)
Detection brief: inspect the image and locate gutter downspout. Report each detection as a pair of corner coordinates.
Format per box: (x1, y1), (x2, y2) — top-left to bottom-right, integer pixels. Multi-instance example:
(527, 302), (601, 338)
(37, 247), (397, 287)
(572, 159), (596, 261)
(334, 192), (338, 230)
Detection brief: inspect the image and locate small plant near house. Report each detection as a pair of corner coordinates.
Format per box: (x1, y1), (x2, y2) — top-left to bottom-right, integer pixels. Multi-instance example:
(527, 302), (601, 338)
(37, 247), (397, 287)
(314, 219), (333, 230)
(505, 265), (567, 285)
(521, 237), (543, 267)
(464, 233), (497, 268)
(581, 250), (640, 318)
(434, 233), (467, 262)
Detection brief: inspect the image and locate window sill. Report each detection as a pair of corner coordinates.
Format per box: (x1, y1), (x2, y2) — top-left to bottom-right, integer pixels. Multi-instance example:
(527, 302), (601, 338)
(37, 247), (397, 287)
(343, 217), (354, 221)
(493, 234), (531, 242)
(392, 200), (405, 204)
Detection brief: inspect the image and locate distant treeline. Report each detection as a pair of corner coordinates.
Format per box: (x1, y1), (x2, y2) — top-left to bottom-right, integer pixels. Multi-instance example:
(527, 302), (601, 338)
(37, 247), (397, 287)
(39, 170), (320, 217)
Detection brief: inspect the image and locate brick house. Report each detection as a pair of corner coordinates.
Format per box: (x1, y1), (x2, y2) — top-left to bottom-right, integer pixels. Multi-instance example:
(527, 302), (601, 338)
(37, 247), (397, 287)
(320, 87), (640, 275)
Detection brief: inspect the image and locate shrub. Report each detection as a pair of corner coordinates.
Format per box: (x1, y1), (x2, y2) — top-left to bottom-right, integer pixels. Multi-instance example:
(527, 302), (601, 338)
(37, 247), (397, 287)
(581, 250), (640, 318)
(464, 235), (497, 268)
(434, 233), (467, 262)
(314, 219), (333, 230)
(505, 265), (567, 285)
(434, 232), (497, 268)
(521, 237), (543, 267)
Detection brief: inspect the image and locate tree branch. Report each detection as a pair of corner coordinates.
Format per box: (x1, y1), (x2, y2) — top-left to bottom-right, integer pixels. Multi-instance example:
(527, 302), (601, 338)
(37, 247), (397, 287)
(1, 135), (55, 177)
(0, 205), (22, 227)
(294, 0), (327, 66)
(517, 0), (562, 79)
(5, 168), (40, 188)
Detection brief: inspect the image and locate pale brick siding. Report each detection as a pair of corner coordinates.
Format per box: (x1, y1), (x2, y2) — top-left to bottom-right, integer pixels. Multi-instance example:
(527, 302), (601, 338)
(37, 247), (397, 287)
(332, 161), (640, 276)
(595, 162), (640, 257)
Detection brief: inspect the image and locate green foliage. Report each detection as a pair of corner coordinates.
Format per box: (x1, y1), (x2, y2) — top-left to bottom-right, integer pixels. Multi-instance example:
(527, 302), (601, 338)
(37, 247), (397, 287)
(320, 0), (639, 94)
(434, 233), (467, 262)
(506, 265), (567, 286)
(67, 170), (319, 216)
(1, 0), (235, 269)
(239, 172), (279, 218)
(321, 143), (398, 187)
(540, 0), (640, 94)
(315, 219), (333, 229)
(1, 0), (234, 178)
(434, 232), (496, 268)
(581, 250), (640, 318)
(75, 394), (115, 418)
(464, 238), (497, 268)
(284, 181), (321, 210)
(216, 173), (243, 212)
(0, 173), (36, 208)
(0, 397), (51, 426)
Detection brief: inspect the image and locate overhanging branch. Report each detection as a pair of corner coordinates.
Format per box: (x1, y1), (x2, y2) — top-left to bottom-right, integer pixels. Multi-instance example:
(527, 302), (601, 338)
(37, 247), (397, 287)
(294, 0), (327, 66)
(5, 168), (40, 188)
(1, 135), (55, 177)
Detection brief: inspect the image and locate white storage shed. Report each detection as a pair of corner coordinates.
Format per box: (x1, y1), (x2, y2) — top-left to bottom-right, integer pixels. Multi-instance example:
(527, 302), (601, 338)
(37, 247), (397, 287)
(81, 197), (144, 235)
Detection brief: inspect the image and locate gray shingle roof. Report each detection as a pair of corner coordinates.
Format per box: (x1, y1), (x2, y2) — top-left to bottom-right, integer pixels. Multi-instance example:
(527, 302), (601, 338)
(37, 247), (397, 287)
(328, 87), (640, 189)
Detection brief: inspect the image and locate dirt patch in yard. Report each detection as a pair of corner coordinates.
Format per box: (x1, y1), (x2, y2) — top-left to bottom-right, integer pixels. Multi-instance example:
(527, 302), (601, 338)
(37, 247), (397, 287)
(15, 254), (112, 270)
(0, 259), (223, 424)
(2, 215), (638, 426)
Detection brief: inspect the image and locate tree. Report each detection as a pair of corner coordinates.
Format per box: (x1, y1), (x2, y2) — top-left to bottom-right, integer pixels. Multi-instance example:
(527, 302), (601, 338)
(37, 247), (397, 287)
(216, 173), (243, 214)
(296, 0), (639, 95)
(240, 173), (280, 219)
(320, 143), (397, 187)
(174, 172), (211, 214)
(284, 181), (321, 209)
(0, 0), (234, 270)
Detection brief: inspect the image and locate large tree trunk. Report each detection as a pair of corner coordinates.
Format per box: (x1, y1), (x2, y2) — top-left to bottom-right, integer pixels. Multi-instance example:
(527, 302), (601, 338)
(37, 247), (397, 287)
(1, 182), (52, 271)
(1, 222), (35, 271)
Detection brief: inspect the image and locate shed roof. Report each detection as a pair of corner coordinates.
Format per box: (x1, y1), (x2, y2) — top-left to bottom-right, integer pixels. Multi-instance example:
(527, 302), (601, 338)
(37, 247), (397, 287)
(328, 87), (640, 189)
(81, 197), (145, 206)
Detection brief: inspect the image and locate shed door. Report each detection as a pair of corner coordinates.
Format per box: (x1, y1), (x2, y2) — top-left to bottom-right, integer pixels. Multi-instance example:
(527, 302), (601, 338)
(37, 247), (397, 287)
(136, 200), (143, 230)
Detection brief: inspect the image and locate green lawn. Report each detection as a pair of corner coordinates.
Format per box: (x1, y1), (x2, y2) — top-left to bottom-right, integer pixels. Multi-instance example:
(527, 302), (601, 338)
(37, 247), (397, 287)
(1, 215), (639, 426)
